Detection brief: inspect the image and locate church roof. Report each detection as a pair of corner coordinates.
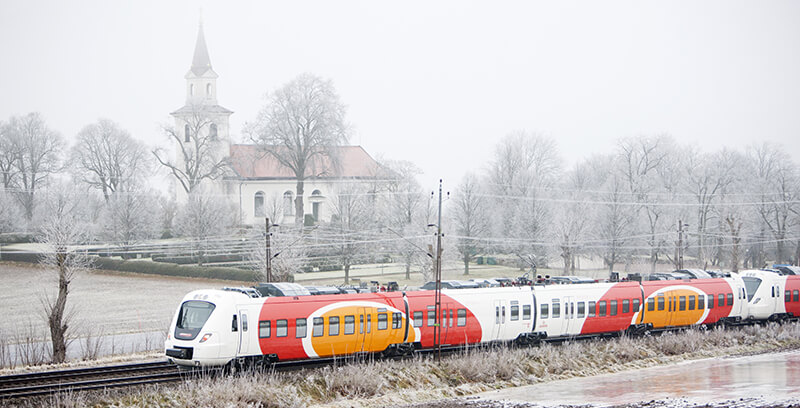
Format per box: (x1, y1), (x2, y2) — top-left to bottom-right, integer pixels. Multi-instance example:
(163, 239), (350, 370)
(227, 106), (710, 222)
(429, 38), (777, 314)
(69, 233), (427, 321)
(191, 23), (213, 76)
(171, 103), (233, 116)
(227, 145), (382, 180)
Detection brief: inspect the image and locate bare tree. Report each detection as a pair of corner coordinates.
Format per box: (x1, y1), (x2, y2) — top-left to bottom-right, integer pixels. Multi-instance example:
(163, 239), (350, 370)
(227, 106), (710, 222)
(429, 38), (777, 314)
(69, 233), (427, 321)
(618, 135), (672, 272)
(247, 73), (349, 226)
(554, 162), (593, 274)
(248, 227), (306, 282)
(174, 189), (234, 265)
(101, 189), (159, 246)
(0, 189), (22, 233)
(71, 119), (151, 202)
(487, 131), (560, 267)
(153, 105), (230, 194)
(328, 184), (372, 284)
(0, 120), (20, 189)
(38, 184), (91, 364)
(5, 113), (63, 220)
(450, 173), (489, 275)
(748, 143), (798, 263)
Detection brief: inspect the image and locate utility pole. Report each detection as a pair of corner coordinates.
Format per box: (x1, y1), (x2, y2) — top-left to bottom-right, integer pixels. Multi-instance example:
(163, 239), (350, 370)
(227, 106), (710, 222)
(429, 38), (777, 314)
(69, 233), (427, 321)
(433, 180), (444, 360)
(266, 217), (272, 283)
(677, 220), (688, 270)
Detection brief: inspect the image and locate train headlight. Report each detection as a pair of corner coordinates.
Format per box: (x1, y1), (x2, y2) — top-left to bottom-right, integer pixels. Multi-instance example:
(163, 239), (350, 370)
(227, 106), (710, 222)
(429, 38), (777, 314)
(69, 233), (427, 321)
(199, 333), (213, 343)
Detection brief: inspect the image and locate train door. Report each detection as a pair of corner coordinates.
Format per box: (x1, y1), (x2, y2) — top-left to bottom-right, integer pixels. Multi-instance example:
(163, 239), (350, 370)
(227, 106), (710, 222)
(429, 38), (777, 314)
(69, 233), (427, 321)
(357, 307), (372, 352)
(665, 291), (676, 327)
(561, 296), (575, 336)
(493, 299), (507, 340)
(237, 309), (250, 355)
(440, 303), (453, 345)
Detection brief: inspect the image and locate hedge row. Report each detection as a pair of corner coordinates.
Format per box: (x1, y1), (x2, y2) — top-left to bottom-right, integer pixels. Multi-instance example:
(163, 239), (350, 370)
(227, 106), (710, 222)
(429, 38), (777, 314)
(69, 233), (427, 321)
(92, 258), (258, 282)
(0, 251), (258, 282)
(0, 233), (36, 244)
(152, 253), (245, 265)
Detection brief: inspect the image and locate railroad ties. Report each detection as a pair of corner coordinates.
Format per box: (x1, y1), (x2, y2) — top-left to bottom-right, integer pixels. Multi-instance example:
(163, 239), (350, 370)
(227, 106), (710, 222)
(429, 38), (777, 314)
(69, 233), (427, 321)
(0, 361), (184, 400)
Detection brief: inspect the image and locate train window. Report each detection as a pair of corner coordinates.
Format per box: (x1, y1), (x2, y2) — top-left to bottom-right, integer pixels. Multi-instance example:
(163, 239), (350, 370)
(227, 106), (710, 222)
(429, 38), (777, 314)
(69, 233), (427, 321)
(598, 301), (607, 317)
(232, 315), (238, 332)
(393, 312), (402, 329)
(428, 310), (436, 327)
(610, 300), (618, 316)
(708, 295), (714, 309)
(794, 290), (799, 302)
(541, 304), (549, 319)
(258, 320), (271, 338)
(698, 295), (705, 310)
(296, 318), (307, 338)
(622, 299), (630, 314)
(647, 298), (655, 311)
(657, 296), (665, 311)
(718, 294), (725, 307)
(577, 302), (585, 318)
(632, 299), (640, 312)
(378, 313), (388, 330)
(727, 293), (734, 306)
(450, 310), (455, 327)
(413, 311), (423, 328)
(242, 314), (248, 332)
(588, 301), (596, 317)
(276, 319), (287, 337)
(457, 309), (467, 326)
(688, 295), (696, 311)
(329, 316), (340, 336)
(344, 315), (355, 335)
(786, 291), (792, 302)
(360, 315), (365, 333)
(367, 314), (372, 333)
(523, 305), (531, 320)
(679, 296), (686, 311)
(511, 305), (519, 321)
(313, 317), (324, 337)
(552, 301), (561, 318)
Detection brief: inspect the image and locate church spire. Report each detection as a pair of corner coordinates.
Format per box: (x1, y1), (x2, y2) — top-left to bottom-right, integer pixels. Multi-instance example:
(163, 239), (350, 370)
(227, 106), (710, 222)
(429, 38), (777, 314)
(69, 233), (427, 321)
(191, 22), (212, 76)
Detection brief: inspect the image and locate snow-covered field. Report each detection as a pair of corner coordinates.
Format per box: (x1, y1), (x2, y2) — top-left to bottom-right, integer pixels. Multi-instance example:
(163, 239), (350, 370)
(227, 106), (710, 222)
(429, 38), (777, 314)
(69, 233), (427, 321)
(0, 262), (225, 342)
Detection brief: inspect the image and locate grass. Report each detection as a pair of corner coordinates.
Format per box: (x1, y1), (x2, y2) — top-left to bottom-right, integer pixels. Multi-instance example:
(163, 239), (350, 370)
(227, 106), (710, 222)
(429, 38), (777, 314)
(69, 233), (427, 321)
(10, 321), (800, 408)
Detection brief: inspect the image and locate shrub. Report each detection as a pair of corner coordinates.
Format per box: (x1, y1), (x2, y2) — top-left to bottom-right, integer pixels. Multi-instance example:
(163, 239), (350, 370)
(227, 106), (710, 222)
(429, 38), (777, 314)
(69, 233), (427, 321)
(91, 258), (258, 282)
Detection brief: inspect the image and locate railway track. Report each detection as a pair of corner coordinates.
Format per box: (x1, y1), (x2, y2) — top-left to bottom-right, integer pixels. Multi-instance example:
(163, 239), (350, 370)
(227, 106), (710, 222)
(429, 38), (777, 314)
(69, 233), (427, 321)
(0, 360), (184, 400)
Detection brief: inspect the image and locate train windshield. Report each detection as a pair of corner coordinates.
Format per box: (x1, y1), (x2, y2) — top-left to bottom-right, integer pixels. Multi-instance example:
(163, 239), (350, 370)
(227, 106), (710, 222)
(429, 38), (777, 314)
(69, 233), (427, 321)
(177, 301), (216, 330)
(742, 277), (762, 302)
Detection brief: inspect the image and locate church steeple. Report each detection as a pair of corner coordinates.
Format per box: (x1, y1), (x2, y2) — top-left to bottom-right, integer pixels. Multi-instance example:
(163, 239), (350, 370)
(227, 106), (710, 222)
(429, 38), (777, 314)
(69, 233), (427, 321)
(191, 22), (213, 76)
(184, 22), (219, 105)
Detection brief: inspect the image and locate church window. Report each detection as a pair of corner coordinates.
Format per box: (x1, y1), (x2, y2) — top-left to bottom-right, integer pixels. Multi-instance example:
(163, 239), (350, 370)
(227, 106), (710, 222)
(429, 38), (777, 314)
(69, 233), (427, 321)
(311, 190), (322, 221)
(206, 83), (212, 97)
(254, 191), (265, 218)
(210, 123), (218, 140)
(184, 124), (190, 143)
(283, 191), (293, 216)
(190, 84), (194, 96)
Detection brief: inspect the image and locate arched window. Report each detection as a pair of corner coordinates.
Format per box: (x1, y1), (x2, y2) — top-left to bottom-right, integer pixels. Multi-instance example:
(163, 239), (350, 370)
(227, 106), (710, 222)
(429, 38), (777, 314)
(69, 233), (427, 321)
(184, 124), (190, 143)
(209, 123), (218, 140)
(254, 191), (265, 218)
(311, 190), (322, 221)
(283, 191), (293, 216)
(189, 84), (194, 96)
(206, 83), (212, 97)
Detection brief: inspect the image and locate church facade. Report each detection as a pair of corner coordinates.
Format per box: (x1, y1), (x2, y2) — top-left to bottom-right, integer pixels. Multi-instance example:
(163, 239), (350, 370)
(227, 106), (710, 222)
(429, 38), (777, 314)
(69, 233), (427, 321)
(170, 24), (382, 227)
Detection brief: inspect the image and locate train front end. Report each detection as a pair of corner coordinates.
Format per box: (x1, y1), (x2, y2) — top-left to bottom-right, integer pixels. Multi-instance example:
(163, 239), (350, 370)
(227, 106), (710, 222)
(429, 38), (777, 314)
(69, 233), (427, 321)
(165, 290), (235, 368)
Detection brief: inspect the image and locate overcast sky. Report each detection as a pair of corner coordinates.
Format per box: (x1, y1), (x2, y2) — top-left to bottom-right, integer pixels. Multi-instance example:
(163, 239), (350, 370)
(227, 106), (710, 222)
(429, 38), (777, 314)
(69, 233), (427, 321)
(1, 1), (798, 191)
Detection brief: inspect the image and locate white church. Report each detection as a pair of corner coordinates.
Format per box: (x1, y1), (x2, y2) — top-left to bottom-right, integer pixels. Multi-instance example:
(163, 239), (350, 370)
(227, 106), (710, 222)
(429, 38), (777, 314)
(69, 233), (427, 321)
(169, 23), (382, 227)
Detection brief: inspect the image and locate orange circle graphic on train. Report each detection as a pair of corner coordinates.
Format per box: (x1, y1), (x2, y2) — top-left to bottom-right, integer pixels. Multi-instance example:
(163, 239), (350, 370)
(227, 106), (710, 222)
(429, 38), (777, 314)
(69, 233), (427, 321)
(640, 286), (709, 329)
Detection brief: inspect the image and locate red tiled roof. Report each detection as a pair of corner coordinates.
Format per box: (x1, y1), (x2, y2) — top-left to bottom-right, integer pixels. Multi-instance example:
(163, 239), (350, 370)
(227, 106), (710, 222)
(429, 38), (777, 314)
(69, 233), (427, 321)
(228, 145), (381, 179)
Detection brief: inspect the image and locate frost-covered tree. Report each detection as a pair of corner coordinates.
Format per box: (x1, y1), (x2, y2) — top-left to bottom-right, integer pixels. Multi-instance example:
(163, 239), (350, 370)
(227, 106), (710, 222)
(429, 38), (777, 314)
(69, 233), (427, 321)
(247, 73), (349, 226)
(327, 184), (373, 284)
(101, 189), (160, 246)
(174, 189), (234, 265)
(71, 119), (151, 202)
(38, 183), (91, 364)
(450, 173), (489, 275)
(4, 113), (63, 220)
(487, 131), (561, 268)
(153, 105), (230, 194)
